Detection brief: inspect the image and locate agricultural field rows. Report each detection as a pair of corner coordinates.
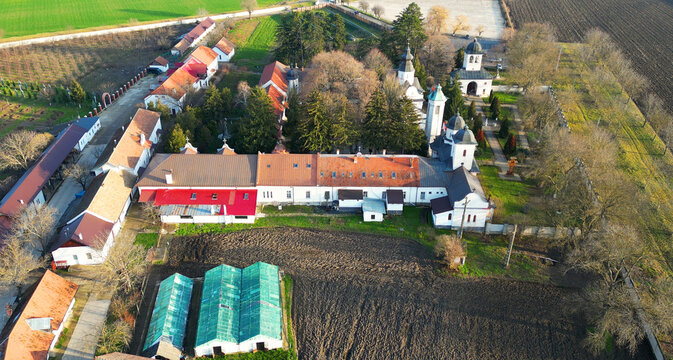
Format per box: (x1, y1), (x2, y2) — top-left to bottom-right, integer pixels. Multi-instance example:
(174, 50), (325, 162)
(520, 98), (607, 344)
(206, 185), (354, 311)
(135, 227), (650, 360)
(0, 0), (282, 39)
(553, 44), (673, 276)
(227, 15), (281, 71)
(506, 0), (673, 114)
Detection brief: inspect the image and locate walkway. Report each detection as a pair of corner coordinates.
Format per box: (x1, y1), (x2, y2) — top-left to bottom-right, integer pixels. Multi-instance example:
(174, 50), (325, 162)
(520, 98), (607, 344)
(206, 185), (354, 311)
(484, 128), (509, 173)
(61, 297), (111, 360)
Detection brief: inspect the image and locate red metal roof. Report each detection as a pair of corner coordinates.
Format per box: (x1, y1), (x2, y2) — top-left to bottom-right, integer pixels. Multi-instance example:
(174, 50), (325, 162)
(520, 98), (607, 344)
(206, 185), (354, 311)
(52, 213), (115, 251)
(146, 189), (257, 216)
(0, 124), (85, 219)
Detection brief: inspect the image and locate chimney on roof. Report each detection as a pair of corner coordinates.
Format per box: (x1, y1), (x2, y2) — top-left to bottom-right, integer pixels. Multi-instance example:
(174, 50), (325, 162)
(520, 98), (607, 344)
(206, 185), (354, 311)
(165, 169), (173, 185)
(78, 233), (83, 241)
(5, 304), (12, 317)
(336, 149), (340, 155)
(140, 133), (146, 146)
(382, 149), (386, 155)
(19, 199), (24, 205)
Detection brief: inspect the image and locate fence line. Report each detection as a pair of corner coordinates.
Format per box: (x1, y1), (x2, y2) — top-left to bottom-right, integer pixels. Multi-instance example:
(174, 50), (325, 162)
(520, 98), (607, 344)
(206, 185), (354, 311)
(469, 223), (581, 238)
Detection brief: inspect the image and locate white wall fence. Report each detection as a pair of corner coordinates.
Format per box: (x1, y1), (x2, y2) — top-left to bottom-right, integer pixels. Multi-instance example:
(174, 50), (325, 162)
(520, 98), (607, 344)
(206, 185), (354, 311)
(469, 223), (581, 238)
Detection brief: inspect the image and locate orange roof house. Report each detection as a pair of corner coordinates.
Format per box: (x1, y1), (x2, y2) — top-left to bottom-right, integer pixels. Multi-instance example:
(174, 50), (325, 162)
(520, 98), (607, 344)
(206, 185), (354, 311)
(259, 61), (289, 95)
(189, 46), (218, 67)
(1, 271), (78, 360)
(256, 154), (318, 186)
(150, 67), (198, 100)
(317, 154), (420, 188)
(214, 37), (235, 55)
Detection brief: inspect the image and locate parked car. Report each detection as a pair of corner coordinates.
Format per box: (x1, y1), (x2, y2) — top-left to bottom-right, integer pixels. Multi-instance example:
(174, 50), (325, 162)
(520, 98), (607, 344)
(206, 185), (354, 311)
(497, 64), (503, 70)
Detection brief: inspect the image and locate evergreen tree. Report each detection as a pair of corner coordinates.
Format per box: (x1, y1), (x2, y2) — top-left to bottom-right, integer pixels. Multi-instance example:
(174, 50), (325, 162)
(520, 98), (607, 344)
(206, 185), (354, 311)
(196, 126), (216, 153)
(389, 96), (426, 153)
(413, 56), (428, 92)
(327, 13), (347, 51)
(472, 113), (483, 134)
(275, 13), (304, 65)
(498, 115), (512, 139)
(284, 89), (302, 152)
(361, 89), (389, 151)
(69, 79), (86, 104)
(488, 89), (494, 103)
(503, 133), (517, 156)
(301, 12), (326, 65)
(475, 129), (486, 145)
(203, 85), (223, 121)
(490, 96), (501, 119)
(443, 77), (464, 120)
(467, 100), (477, 123)
(166, 124), (187, 153)
(454, 48), (465, 69)
(299, 90), (331, 152)
(231, 87), (277, 153)
(176, 107), (201, 137)
(146, 100), (171, 120)
(380, 2), (427, 60)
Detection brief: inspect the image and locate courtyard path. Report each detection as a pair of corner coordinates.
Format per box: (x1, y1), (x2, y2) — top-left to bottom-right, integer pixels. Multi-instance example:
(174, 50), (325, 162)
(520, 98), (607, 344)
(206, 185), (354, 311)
(61, 296), (111, 360)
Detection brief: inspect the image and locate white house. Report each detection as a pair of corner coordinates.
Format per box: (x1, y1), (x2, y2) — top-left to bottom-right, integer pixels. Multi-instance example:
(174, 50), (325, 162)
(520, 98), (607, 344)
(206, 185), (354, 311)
(431, 167), (492, 229)
(451, 38), (493, 96)
(95, 108), (162, 176)
(148, 56), (170, 73)
(213, 37), (235, 62)
(362, 198), (385, 222)
(385, 189), (404, 214)
(171, 17), (215, 56)
(72, 116), (101, 151)
(51, 169), (134, 267)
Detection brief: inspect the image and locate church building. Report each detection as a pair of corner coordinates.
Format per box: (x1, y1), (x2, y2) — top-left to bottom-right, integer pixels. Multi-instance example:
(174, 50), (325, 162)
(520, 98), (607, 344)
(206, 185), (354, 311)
(450, 38), (493, 96)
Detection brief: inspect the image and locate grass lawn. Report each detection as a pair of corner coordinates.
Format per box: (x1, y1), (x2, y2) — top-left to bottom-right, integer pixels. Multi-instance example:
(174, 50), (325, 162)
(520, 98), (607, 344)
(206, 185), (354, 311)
(177, 206), (448, 250)
(228, 15), (280, 71)
(0, 0), (283, 39)
(483, 92), (520, 105)
(475, 138), (493, 162)
(322, 8), (383, 39)
(134, 233), (159, 249)
(554, 43), (673, 276)
(218, 70), (261, 92)
(0, 97), (81, 140)
(478, 165), (536, 222)
(262, 205), (319, 215)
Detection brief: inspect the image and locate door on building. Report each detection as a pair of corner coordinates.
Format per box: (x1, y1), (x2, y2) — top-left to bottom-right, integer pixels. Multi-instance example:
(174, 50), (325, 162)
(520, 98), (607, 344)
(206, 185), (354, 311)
(214, 346), (223, 356)
(467, 81), (478, 96)
(256, 342), (265, 351)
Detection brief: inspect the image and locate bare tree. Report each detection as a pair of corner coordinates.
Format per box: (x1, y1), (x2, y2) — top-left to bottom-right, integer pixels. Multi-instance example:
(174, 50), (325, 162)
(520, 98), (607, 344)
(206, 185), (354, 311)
(645, 278), (673, 339)
(434, 234), (466, 271)
(518, 90), (559, 130)
(661, 118), (673, 155)
(93, 232), (147, 293)
(371, 5), (384, 18)
(11, 204), (57, 254)
(359, 1), (369, 12)
(363, 48), (392, 80)
(419, 35), (455, 79)
(0, 130), (51, 170)
(0, 239), (44, 293)
(235, 81), (251, 107)
(450, 15), (470, 35)
(141, 202), (161, 225)
(196, 7), (208, 17)
(426, 6), (450, 35)
(62, 163), (90, 190)
(476, 24), (485, 37)
(506, 23), (558, 90)
(96, 320), (132, 354)
(241, 0), (257, 19)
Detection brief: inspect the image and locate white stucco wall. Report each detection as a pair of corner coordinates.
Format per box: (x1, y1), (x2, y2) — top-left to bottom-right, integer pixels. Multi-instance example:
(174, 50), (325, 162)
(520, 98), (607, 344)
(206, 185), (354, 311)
(214, 47), (235, 62)
(363, 210), (383, 222)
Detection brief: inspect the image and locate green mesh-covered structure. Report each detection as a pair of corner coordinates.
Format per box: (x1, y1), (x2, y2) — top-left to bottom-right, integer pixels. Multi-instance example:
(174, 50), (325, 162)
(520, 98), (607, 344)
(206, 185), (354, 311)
(194, 262), (282, 356)
(143, 273), (193, 359)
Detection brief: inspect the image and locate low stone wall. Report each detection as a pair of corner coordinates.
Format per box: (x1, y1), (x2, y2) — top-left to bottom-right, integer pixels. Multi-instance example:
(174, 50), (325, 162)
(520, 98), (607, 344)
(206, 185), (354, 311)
(469, 223), (581, 238)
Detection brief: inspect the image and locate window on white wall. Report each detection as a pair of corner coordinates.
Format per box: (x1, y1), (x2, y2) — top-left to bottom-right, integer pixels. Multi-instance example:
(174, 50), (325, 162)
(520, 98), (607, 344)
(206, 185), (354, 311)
(286, 191), (292, 199)
(306, 191), (311, 199)
(420, 192), (425, 200)
(363, 191), (368, 198)
(86, 253), (92, 260)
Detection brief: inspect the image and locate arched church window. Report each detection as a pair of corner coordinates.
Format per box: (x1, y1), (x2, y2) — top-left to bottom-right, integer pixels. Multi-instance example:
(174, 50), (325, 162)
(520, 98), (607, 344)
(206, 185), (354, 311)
(435, 106), (440, 115)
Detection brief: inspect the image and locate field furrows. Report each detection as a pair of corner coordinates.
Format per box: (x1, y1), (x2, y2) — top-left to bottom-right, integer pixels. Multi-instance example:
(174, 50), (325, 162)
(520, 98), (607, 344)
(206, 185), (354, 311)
(144, 228), (650, 360)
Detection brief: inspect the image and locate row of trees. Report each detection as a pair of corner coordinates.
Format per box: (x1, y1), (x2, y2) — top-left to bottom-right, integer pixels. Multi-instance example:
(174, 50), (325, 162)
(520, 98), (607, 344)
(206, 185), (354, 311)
(275, 11), (347, 67)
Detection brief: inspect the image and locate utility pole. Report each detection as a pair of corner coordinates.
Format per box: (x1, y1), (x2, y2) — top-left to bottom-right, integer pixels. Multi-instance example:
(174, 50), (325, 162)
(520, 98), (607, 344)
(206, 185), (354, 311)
(458, 199), (470, 239)
(504, 224), (518, 268)
(554, 46), (562, 72)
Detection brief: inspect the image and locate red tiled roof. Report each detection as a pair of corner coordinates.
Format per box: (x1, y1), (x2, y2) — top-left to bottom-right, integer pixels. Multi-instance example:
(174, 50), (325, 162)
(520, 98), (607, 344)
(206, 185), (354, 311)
(0, 124), (85, 219)
(151, 56), (169, 66)
(317, 155), (420, 187)
(3, 271), (78, 360)
(266, 85), (286, 115)
(259, 61), (288, 94)
(106, 109), (160, 170)
(256, 154), (317, 186)
(214, 37), (235, 55)
(172, 38), (191, 53)
(172, 18), (214, 52)
(182, 60), (208, 78)
(150, 189), (257, 216)
(151, 67), (197, 100)
(52, 212), (114, 251)
(189, 46), (218, 67)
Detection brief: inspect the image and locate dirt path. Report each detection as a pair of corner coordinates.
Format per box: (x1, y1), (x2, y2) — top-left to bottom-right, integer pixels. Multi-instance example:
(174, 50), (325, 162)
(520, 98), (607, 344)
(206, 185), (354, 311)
(135, 228), (648, 360)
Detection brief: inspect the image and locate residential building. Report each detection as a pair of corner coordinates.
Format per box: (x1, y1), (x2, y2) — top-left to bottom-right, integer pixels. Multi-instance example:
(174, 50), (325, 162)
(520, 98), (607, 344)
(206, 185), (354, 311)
(0, 124), (86, 240)
(143, 273), (193, 360)
(450, 38), (493, 96)
(194, 262), (282, 356)
(213, 37), (235, 62)
(170, 18), (215, 56)
(431, 167), (492, 229)
(72, 116), (101, 151)
(148, 56), (170, 74)
(94, 108), (161, 176)
(0, 271), (78, 360)
(51, 168), (135, 267)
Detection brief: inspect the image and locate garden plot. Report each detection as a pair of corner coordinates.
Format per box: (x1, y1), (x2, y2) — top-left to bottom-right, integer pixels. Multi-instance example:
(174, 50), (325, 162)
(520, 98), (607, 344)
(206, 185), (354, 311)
(132, 227), (650, 359)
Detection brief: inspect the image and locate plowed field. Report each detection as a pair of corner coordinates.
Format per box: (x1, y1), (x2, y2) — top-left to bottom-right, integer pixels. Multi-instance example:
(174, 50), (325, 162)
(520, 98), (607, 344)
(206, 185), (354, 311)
(133, 228), (652, 359)
(505, 0), (673, 113)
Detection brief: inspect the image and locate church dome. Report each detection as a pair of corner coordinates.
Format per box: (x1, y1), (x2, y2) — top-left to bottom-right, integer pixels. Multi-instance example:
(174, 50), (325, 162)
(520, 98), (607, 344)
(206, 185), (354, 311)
(446, 112), (466, 131)
(465, 38), (483, 54)
(286, 65), (298, 80)
(453, 126), (478, 144)
(398, 45), (415, 73)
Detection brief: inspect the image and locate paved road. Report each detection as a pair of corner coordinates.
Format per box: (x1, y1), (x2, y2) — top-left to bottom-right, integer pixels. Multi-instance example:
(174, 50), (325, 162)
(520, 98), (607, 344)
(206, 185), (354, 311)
(61, 297), (111, 360)
(48, 76), (156, 218)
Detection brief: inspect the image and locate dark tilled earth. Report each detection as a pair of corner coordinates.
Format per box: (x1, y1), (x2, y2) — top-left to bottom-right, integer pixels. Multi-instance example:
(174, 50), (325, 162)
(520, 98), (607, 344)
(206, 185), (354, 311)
(136, 228), (648, 359)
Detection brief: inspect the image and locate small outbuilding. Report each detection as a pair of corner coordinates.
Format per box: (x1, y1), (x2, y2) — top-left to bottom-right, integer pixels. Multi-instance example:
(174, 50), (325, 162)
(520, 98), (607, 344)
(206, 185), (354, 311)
(213, 37), (235, 62)
(337, 189), (363, 211)
(430, 196), (453, 227)
(148, 56), (170, 74)
(362, 198), (385, 222)
(72, 116), (101, 151)
(384, 189), (404, 215)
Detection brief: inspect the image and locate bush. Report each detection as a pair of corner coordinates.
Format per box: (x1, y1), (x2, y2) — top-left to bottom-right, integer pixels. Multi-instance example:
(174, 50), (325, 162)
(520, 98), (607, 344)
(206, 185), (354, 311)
(434, 235), (466, 271)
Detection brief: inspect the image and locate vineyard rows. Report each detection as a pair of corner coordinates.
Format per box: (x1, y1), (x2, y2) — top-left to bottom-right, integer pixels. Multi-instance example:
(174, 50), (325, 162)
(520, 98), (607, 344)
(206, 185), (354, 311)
(506, 0), (673, 113)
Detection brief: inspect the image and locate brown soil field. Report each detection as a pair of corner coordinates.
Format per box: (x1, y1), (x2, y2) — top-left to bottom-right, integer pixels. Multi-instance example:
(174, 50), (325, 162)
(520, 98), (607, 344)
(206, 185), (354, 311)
(505, 0), (673, 113)
(0, 24), (190, 94)
(133, 228), (650, 359)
